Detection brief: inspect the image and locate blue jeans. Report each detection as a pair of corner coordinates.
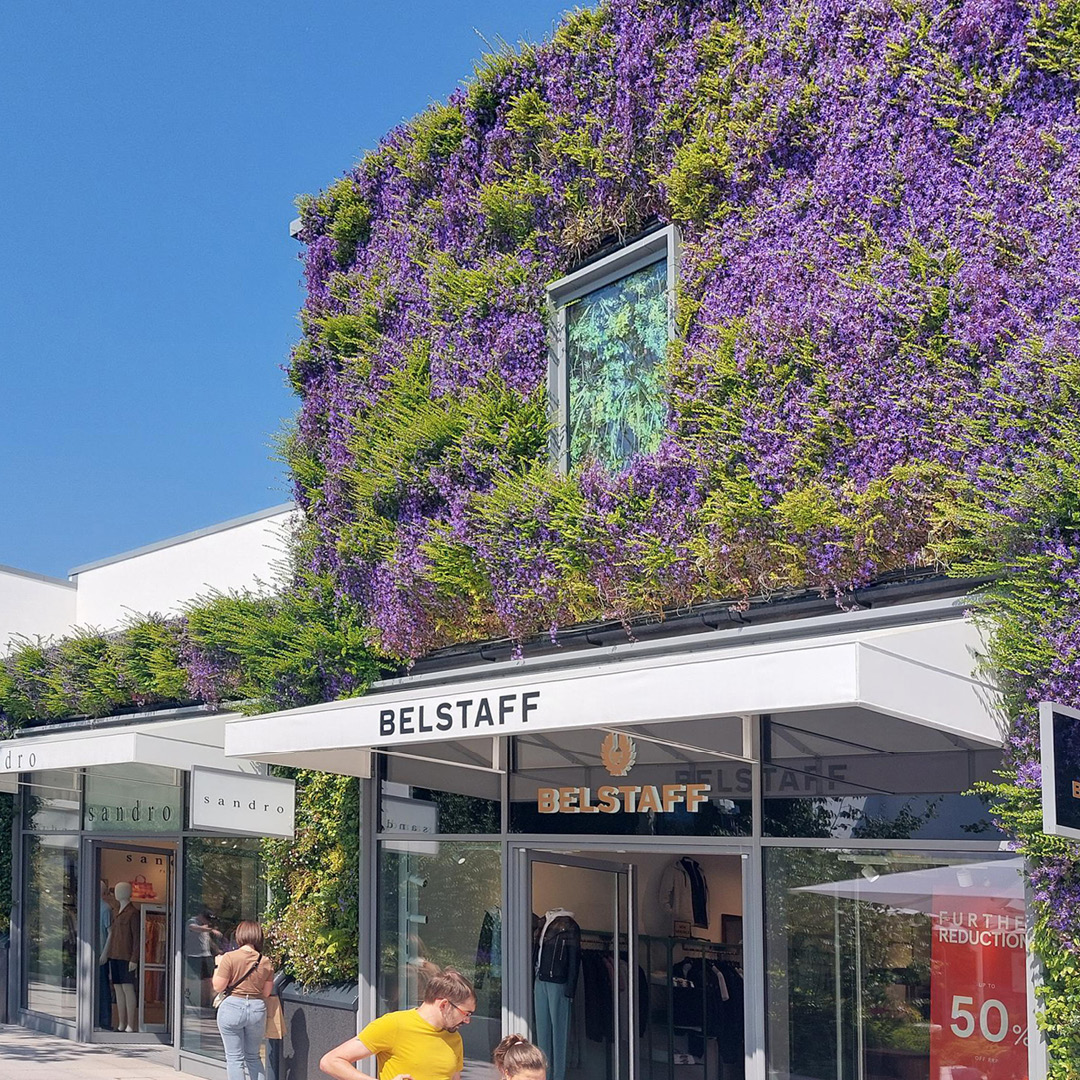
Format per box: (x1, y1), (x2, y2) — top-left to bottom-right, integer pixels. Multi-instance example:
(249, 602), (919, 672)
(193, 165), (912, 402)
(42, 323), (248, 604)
(535, 977), (572, 1080)
(217, 995), (267, 1080)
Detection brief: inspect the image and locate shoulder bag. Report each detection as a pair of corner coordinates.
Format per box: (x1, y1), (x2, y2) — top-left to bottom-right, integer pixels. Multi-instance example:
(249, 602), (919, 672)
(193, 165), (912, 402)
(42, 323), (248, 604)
(212, 952), (263, 1009)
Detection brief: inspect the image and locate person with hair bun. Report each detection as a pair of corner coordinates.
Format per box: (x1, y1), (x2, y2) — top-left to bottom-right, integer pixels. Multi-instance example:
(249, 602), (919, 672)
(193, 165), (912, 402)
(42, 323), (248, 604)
(493, 1034), (547, 1080)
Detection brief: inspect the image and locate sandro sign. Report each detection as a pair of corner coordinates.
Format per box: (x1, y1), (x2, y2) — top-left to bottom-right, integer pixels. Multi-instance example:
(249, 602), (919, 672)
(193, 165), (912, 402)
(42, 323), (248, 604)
(190, 767), (296, 839)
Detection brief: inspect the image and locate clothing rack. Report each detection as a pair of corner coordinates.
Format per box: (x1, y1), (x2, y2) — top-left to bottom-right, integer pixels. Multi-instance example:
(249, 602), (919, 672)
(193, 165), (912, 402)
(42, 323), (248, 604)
(555, 931), (744, 1080)
(673, 937), (742, 964)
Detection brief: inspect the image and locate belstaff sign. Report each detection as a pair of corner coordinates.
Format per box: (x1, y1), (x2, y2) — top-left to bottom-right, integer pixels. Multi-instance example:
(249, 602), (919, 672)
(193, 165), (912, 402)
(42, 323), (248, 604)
(378, 690), (541, 737)
(538, 733), (712, 814)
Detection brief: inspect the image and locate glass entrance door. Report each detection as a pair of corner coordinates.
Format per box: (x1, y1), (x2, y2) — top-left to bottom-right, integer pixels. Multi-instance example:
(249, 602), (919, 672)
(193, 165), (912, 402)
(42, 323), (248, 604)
(93, 843), (174, 1042)
(529, 852), (636, 1080)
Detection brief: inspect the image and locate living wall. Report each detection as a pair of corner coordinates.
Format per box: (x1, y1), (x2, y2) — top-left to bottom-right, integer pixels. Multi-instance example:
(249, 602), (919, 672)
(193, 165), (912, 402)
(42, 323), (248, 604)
(3, 0), (1080, 1047)
(287, 0), (1080, 1065)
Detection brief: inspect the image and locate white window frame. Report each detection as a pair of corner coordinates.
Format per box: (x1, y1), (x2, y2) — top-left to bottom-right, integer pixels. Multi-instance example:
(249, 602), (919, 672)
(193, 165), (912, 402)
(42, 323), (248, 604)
(545, 223), (681, 473)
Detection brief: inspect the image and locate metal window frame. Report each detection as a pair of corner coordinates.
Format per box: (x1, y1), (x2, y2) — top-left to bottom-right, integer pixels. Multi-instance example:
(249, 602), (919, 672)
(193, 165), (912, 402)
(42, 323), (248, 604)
(546, 224), (681, 474)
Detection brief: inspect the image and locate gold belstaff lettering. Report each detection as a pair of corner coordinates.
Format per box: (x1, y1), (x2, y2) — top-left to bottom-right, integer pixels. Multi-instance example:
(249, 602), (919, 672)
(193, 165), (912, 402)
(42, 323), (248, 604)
(537, 783), (711, 814)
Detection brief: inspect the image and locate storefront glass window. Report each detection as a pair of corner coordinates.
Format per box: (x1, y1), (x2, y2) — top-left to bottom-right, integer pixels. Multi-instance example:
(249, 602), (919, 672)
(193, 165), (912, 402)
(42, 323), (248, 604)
(180, 837), (265, 1061)
(510, 719), (751, 835)
(382, 749), (500, 835)
(22, 834), (79, 1020)
(84, 764), (182, 833)
(378, 840), (502, 1069)
(21, 769), (80, 832)
(764, 847), (1028, 1080)
(762, 713), (1006, 840)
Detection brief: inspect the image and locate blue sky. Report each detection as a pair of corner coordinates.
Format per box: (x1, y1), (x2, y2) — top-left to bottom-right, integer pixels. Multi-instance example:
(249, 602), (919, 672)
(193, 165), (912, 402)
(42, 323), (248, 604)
(0, 1), (573, 579)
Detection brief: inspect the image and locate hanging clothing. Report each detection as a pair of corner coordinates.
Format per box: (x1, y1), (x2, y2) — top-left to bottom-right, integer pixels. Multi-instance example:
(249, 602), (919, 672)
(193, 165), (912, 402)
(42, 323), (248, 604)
(658, 858), (710, 929)
(715, 960), (745, 1067)
(578, 952), (649, 1042)
(105, 905), (140, 965)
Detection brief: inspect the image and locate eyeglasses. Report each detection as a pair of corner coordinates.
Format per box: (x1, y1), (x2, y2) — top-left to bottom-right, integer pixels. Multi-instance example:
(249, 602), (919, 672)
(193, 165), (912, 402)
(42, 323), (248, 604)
(446, 1001), (474, 1021)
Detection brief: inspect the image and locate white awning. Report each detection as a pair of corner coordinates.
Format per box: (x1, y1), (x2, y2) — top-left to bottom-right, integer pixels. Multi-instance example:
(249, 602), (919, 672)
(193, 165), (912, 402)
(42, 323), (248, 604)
(0, 712), (260, 793)
(223, 604), (1003, 776)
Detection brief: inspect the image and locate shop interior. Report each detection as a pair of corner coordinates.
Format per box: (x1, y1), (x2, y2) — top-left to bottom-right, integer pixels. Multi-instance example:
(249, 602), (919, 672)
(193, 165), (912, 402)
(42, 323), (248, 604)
(532, 850), (744, 1080)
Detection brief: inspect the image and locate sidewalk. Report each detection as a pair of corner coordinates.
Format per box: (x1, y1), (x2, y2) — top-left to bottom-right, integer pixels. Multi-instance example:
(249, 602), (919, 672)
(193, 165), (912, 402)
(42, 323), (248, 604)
(0, 1024), (200, 1078)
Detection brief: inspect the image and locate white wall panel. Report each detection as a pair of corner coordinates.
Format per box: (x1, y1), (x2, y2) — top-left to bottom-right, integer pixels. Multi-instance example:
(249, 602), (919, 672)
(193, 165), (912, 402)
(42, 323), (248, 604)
(72, 506), (297, 630)
(0, 567), (77, 648)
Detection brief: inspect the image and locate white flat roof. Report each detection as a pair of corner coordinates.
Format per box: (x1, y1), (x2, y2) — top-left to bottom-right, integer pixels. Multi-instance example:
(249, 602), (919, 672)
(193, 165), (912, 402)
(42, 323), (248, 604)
(0, 712), (262, 793)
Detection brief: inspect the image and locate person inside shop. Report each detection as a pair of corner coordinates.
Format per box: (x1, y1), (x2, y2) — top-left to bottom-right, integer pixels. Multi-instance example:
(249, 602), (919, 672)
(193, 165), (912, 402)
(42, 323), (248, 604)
(319, 967), (474, 1080)
(97, 878), (119, 1029)
(212, 920), (275, 1080)
(493, 1034), (547, 1080)
(99, 880), (140, 1032)
(187, 907), (224, 1007)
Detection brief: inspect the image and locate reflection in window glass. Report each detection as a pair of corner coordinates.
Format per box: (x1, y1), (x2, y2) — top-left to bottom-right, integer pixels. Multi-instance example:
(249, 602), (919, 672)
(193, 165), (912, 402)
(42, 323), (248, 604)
(762, 715), (1005, 840)
(378, 841), (502, 1070)
(180, 837), (265, 1061)
(565, 258), (668, 471)
(21, 769), (80, 832)
(382, 752), (500, 835)
(765, 848), (1028, 1080)
(23, 834), (78, 1020)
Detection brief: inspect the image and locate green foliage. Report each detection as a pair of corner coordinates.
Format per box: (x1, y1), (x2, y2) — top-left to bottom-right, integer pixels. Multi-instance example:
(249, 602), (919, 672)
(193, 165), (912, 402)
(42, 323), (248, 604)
(0, 624), (192, 726)
(477, 171), (552, 244)
(0, 638), (52, 723)
(552, 5), (615, 54)
(659, 14), (819, 223)
(298, 177), (372, 267)
(935, 407), (1080, 1075)
(185, 576), (381, 714)
(262, 769), (360, 985)
(112, 616), (189, 703)
(390, 103), (466, 183)
(1028, 0), (1080, 80)
(341, 338), (550, 571)
(504, 87), (555, 136)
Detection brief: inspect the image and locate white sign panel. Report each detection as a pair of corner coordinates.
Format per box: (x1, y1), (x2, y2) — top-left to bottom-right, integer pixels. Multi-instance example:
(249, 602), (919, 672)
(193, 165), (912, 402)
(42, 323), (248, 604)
(190, 766), (296, 839)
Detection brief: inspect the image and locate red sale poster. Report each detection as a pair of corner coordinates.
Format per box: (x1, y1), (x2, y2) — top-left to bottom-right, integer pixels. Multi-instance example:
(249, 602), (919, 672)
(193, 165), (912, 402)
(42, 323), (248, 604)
(930, 894), (1028, 1080)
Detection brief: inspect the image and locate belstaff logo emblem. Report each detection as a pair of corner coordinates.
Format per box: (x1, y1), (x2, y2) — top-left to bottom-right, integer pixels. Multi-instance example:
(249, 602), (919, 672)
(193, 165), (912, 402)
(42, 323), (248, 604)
(601, 732), (637, 777)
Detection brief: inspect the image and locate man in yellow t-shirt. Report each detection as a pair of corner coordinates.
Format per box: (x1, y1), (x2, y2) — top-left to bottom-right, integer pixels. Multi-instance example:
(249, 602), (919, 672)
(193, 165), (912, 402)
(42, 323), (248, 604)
(319, 969), (474, 1080)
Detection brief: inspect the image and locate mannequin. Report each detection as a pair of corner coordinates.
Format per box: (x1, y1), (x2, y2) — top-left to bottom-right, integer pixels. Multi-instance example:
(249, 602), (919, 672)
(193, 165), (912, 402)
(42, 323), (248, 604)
(533, 909), (580, 1080)
(99, 881), (139, 1031)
